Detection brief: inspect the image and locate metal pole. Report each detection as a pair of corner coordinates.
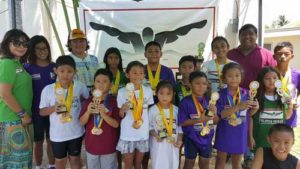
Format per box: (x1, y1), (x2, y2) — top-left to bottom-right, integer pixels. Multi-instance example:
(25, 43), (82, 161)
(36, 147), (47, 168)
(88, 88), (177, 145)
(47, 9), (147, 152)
(10, 0), (16, 29)
(61, 0), (71, 32)
(73, 0), (80, 29)
(258, 0), (263, 46)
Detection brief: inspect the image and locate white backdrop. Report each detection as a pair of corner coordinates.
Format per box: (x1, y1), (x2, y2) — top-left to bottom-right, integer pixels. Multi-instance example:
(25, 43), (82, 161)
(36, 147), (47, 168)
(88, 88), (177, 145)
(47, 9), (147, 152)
(79, 0), (217, 68)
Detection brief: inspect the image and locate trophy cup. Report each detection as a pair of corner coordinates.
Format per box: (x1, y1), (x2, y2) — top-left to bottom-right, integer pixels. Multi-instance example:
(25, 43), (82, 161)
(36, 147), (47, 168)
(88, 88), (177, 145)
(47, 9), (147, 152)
(55, 88), (72, 123)
(126, 83), (135, 110)
(287, 83), (298, 104)
(200, 125), (211, 136)
(249, 81), (259, 101)
(91, 89), (103, 135)
(205, 92), (220, 117)
(275, 80), (291, 103)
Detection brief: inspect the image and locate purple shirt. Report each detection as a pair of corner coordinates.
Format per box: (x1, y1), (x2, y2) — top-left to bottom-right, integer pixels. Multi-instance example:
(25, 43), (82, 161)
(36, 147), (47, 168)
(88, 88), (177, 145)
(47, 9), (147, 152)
(145, 64), (176, 86)
(286, 69), (300, 127)
(24, 63), (56, 119)
(178, 95), (214, 149)
(214, 88), (249, 154)
(228, 45), (277, 89)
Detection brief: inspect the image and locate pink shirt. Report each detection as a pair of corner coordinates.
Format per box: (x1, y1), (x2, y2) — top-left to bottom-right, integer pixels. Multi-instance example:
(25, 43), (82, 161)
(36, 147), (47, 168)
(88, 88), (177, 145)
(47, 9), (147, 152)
(228, 45), (277, 89)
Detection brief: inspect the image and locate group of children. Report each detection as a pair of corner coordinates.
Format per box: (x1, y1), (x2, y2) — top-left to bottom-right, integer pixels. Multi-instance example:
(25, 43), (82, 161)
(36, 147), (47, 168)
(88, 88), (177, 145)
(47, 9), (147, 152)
(24, 27), (300, 169)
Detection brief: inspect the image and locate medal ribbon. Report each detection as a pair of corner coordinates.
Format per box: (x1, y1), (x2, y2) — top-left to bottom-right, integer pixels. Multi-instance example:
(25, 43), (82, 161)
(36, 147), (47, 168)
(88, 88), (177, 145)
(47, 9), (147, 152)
(275, 67), (291, 92)
(131, 86), (144, 122)
(157, 103), (174, 137)
(147, 64), (161, 91)
(192, 95), (206, 126)
(111, 70), (120, 95)
(181, 82), (191, 97)
(54, 81), (74, 113)
(227, 87), (241, 119)
(94, 95), (110, 129)
(215, 59), (227, 88)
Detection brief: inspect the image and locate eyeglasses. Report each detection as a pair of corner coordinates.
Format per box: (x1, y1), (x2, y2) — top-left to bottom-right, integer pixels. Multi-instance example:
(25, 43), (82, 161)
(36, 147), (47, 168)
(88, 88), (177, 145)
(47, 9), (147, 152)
(11, 40), (29, 48)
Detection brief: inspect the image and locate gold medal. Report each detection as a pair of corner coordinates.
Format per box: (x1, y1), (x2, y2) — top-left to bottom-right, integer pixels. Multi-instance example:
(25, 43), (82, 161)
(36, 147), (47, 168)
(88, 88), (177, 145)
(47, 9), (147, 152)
(60, 113), (73, 123)
(200, 126), (210, 136)
(91, 127), (103, 135)
(166, 136), (175, 144)
(132, 120), (143, 129)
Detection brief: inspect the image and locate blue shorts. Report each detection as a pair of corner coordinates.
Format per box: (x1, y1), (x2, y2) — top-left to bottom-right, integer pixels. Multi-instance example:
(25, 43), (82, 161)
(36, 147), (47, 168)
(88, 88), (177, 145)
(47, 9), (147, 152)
(184, 137), (212, 159)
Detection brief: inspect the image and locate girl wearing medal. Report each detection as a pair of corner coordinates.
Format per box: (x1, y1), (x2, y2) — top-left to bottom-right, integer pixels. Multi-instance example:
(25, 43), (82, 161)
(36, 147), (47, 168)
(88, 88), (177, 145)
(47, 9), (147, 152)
(80, 69), (120, 169)
(201, 36), (233, 93)
(149, 81), (183, 169)
(103, 47), (128, 96)
(116, 61), (154, 169)
(214, 62), (259, 169)
(40, 55), (89, 169)
(178, 71), (217, 169)
(175, 55), (196, 106)
(249, 67), (293, 154)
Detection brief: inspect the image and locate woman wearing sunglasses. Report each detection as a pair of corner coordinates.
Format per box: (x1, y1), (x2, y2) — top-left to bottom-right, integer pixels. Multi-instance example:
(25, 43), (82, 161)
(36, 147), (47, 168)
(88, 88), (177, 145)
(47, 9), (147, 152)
(0, 29), (33, 168)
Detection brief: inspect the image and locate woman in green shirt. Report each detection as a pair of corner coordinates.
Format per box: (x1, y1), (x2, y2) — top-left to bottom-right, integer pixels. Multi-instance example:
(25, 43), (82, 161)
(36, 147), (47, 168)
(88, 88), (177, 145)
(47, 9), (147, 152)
(0, 29), (33, 168)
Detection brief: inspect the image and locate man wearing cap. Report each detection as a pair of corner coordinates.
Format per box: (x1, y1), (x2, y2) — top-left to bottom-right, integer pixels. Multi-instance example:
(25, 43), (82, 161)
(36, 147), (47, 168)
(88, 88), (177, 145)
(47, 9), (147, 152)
(67, 29), (99, 89)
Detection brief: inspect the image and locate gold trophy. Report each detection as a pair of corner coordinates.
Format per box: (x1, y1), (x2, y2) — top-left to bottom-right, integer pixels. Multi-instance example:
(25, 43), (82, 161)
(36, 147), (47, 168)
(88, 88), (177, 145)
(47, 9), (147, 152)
(275, 80), (290, 103)
(249, 81), (259, 101)
(91, 89), (103, 135)
(287, 84), (298, 104)
(55, 88), (72, 123)
(200, 125), (211, 136)
(205, 92), (220, 117)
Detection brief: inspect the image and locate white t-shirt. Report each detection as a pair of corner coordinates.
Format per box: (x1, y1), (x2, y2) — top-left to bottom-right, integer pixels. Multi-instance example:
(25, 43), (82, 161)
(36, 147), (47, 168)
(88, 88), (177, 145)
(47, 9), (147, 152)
(148, 104), (183, 169)
(117, 85), (154, 141)
(201, 59), (233, 93)
(39, 81), (89, 142)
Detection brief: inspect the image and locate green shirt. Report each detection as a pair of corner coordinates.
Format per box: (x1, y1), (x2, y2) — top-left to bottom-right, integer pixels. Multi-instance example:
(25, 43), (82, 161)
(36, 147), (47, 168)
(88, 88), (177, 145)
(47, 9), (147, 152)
(252, 97), (286, 150)
(0, 58), (33, 122)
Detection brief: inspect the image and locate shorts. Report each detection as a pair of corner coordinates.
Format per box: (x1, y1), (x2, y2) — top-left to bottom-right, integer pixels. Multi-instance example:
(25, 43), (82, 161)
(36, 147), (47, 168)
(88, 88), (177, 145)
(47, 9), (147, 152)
(184, 137), (212, 159)
(33, 116), (50, 142)
(86, 152), (117, 169)
(116, 139), (149, 154)
(51, 136), (83, 159)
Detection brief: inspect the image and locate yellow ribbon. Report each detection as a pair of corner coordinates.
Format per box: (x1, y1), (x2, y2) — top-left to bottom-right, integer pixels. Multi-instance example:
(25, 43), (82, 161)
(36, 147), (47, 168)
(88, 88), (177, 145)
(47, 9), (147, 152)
(147, 64), (161, 91)
(54, 81), (73, 113)
(192, 94), (205, 118)
(157, 103), (174, 137)
(230, 87), (240, 119)
(111, 70), (120, 95)
(215, 59), (228, 88)
(131, 86), (144, 122)
(181, 83), (191, 97)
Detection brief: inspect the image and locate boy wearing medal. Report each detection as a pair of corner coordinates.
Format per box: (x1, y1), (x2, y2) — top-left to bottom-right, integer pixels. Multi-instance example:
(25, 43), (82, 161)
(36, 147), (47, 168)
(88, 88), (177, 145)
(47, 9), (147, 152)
(144, 41), (176, 102)
(178, 71), (217, 169)
(79, 69), (120, 169)
(40, 55), (89, 169)
(175, 55), (196, 106)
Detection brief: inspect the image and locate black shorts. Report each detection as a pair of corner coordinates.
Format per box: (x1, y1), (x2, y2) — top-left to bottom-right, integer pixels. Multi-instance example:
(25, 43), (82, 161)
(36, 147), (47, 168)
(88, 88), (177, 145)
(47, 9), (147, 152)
(33, 116), (50, 142)
(51, 136), (83, 159)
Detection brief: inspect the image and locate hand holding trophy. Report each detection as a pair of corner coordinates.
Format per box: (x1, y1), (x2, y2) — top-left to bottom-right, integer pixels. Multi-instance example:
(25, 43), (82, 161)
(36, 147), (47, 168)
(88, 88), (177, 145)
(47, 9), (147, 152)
(55, 87), (72, 123)
(205, 92), (220, 117)
(91, 89), (103, 135)
(275, 80), (291, 103)
(249, 81), (259, 101)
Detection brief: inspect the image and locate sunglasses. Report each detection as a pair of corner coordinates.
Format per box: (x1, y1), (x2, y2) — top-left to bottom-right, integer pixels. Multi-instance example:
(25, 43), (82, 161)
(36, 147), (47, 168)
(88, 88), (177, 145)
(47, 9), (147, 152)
(11, 40), (29, 48)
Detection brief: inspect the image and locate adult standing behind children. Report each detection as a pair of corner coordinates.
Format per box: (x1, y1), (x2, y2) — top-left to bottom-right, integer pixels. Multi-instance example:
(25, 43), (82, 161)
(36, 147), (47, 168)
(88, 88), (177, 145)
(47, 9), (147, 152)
(0, 29), (33, 168)
(67, 29), (99, 89)
(227, 24), (277, 89)
(24, 35), (56, 169)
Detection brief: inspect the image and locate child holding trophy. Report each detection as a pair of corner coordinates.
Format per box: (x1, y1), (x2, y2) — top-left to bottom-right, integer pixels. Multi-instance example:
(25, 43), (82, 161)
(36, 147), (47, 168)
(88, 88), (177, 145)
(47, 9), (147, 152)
(250, 67), (293, 152)
(272, 42), (300, 127)
(79, 69), (120, 169)
(178, 71), (218, 169)
(214, 63), (259, 169)
(149, 81), (183, 169)
(40, 55), (89, 169)
(116, 61), (154, 169)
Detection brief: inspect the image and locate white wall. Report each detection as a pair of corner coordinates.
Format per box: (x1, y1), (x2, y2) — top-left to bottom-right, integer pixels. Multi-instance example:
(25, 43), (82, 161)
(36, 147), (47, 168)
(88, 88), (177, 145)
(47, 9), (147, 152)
(0, 1), (10, 40)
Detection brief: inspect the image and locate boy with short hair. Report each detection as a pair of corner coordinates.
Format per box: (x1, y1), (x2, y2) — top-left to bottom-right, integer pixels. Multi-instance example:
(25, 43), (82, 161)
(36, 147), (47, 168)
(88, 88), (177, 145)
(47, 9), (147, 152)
(144, 41), (176, 99)
(273, 41), (300, 128)
(251, 123), (300, 169)
(79, 68), (120, 169)
(40, 55), (89, 169)
(175, 55), (196, 105)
